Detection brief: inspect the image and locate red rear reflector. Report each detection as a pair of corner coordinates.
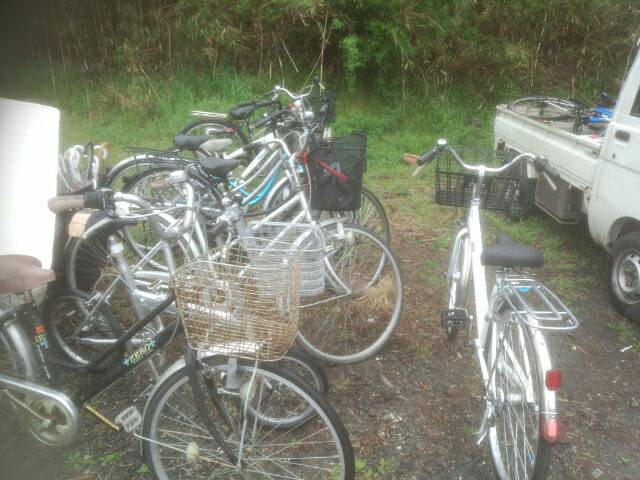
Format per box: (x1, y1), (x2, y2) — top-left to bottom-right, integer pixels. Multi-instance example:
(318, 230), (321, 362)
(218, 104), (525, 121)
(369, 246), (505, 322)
(541, 418), (560, 443)
(545, 369), (562, 391)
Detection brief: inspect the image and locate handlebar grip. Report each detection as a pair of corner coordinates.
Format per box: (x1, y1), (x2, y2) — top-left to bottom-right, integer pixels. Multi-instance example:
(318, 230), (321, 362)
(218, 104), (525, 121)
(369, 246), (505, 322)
(532, 156), (559, 177)
(48, 195), (85, 213)
(208, 219), (229, 240)
(417, 148), (440, 166)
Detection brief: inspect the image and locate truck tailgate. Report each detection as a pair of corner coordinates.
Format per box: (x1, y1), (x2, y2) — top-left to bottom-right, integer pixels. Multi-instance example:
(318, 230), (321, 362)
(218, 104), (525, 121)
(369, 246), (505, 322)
(494, 104), (601, 190)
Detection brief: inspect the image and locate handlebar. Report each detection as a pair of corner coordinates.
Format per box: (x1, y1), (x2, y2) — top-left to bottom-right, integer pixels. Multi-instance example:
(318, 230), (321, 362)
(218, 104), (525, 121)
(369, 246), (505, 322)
(48, 172), (197, 242)
(48, 188), (115, 213)
(252, 108), (288, 129)
(412, 138), (544, 178)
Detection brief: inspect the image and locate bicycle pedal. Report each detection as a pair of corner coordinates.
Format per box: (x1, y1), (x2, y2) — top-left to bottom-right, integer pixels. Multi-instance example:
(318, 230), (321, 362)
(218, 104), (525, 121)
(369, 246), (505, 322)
(441, 308), (470, 328)
(115, 406), (142, 433)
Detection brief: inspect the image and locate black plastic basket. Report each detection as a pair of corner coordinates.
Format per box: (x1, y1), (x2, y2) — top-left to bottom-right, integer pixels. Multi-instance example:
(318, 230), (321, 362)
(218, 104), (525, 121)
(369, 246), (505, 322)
(307, 130), (367, 211)
(307, 91), (337, 125)
(434, 148), (519, 211)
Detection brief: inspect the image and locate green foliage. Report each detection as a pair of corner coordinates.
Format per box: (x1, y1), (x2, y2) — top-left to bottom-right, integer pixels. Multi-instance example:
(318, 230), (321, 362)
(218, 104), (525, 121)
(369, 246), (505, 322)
(12, 0), (640, 93)
(339, 35), (363, 92)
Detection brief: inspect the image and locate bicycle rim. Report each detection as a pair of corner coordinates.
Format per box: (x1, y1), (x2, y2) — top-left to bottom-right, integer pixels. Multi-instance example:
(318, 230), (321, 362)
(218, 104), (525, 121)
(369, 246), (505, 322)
(488, 315), (551, 480)
(142, 359), (354, 479)
(297, 223), (403, 364)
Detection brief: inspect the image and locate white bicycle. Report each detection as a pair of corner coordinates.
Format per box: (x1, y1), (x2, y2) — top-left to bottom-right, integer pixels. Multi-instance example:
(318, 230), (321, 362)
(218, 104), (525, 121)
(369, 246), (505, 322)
(414, 139), (579, 480)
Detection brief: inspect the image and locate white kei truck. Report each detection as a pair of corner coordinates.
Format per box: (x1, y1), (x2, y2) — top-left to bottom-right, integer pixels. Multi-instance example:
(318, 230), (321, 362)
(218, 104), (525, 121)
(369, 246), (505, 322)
(493, 47), (640, 320)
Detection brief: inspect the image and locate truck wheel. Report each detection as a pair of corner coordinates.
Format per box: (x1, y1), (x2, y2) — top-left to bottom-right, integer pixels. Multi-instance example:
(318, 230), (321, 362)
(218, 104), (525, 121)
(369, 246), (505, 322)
(608, 232), (640, 321)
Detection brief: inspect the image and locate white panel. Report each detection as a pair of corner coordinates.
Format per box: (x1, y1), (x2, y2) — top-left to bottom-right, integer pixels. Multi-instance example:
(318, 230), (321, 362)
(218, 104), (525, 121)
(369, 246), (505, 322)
(0, 98), (60, 269)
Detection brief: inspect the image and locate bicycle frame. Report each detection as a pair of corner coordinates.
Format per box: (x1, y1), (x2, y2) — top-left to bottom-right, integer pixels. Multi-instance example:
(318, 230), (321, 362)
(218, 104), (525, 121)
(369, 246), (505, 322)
(458, 176), (558, 444)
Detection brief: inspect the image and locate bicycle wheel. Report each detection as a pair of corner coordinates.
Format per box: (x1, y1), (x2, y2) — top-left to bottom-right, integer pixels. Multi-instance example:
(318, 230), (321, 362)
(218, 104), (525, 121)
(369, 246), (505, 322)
(276, 347), (328, 395)
(64, 212), (201, 292)
(315, 187), (391, 244)
(297, 223), (403, 364)
(105, 156), (189, 192)
(487, 310), (552, 480)
(444, 228), (471, 341)
(121, 167), (222, 254)
(43, 289), (123, 369)
(141, 357), (355, 480)
(0, 320), (38, 446)
(508, 97), (583, 121)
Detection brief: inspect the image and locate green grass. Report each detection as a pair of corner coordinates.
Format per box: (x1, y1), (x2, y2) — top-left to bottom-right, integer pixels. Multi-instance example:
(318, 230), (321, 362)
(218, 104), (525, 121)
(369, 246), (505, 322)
(611, 320), (640, 352)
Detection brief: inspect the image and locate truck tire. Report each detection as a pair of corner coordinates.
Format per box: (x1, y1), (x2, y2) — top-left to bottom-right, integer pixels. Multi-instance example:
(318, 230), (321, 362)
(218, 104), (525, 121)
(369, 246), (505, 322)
(607, 232), (640, 321)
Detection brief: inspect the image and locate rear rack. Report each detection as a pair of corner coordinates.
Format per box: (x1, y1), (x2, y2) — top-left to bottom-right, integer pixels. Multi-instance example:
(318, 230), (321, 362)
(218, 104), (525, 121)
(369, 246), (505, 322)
(497, 276), (579, 332)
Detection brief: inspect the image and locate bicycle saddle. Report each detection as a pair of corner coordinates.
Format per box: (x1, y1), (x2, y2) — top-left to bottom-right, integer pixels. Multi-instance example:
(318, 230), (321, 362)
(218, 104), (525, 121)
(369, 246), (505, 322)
(481, 234), (544, 268)
(199, 156), (240, 177)
(0, 255), (56, 294)
(173, 134), (209, 150)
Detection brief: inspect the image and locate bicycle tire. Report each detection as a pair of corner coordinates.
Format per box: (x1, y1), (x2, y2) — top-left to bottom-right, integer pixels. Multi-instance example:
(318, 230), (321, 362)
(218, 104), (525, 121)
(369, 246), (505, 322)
(0, 320), (39, 445)
(141, 357), (355, 480)
(297, 222), (403, 364)
(43, 288), (123, 370)
(508, 96), (585, 122)
(486, 308), (552, 480)
(105, 156), (190, 192)
(317, 187), (391, 245)
(444, 227), (471, 341)
(266, 181), (392, 244)
(276, 346), (329, 395)
(243, 348), (330, 430)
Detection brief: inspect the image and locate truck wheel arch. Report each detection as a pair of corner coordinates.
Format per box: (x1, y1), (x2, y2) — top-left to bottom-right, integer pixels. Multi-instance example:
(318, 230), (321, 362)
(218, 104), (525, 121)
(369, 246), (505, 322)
(608, 217), (640, 249)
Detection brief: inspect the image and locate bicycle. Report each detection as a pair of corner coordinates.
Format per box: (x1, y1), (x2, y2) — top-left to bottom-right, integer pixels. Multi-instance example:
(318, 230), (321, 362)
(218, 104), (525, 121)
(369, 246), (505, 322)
(47, 174), (329, 391)
(0, 183), (355, 478)
(508, 93), (615, 133)
(413, 139), (579, 480)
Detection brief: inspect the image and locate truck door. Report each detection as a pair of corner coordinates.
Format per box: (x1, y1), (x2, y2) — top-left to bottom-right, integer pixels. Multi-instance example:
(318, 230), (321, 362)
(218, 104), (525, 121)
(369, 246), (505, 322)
(590, 55), (640, 249)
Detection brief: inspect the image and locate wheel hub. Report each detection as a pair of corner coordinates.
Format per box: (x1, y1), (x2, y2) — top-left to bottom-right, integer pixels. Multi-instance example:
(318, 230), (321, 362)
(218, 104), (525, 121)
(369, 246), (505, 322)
(616, 251), (640, 300)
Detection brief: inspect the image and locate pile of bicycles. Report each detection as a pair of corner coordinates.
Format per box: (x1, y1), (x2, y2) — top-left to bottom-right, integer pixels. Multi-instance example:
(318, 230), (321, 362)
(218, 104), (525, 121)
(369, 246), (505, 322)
(0, 74), (581, 480)
(0, 77), (403, 479)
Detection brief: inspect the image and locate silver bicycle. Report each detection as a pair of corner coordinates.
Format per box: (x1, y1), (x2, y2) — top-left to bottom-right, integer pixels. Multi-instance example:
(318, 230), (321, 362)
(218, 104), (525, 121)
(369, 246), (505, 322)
(414, 139), (579, 480)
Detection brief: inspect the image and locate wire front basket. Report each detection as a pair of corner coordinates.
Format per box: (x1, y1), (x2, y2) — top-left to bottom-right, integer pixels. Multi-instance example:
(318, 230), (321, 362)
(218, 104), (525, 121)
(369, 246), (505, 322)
(498, 276), (579, 332)
(435, 148), (519, 211)
(173, 239), (301, 361)
(248, 222), (326, 297)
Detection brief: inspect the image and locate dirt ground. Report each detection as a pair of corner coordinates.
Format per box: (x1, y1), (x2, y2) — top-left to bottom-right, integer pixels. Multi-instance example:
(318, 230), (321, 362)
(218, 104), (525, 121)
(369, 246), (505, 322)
(2, 186), (640, 480)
